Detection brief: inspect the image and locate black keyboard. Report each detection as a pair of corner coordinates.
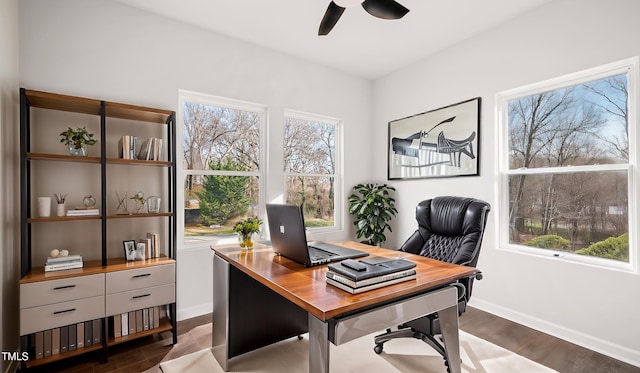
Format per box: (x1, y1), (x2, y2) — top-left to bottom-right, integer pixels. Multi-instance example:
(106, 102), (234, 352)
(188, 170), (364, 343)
(308, 246), (337, 261)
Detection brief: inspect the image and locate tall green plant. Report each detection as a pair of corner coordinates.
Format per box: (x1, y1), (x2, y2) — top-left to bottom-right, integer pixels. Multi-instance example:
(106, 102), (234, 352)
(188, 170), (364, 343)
(348, 183), (398, 246)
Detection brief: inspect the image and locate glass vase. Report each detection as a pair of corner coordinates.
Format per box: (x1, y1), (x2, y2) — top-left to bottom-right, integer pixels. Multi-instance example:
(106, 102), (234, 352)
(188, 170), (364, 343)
(238, 232), (254, 250)
(68, 144), (87, 156)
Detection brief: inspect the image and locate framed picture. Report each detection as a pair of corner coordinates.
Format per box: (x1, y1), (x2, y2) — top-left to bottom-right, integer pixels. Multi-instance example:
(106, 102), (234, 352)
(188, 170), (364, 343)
(388, 97), (481, 180)
(123, 240), (137, 261)
(135, 242), (146, 261)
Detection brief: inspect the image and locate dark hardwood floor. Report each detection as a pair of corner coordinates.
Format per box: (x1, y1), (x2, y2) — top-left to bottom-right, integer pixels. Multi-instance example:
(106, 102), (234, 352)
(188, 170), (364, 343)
(24, 308), (638, 373)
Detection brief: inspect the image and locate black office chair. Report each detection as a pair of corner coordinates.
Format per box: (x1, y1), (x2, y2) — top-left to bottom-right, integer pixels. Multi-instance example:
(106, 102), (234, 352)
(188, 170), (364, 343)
(373, 196), (490, 370)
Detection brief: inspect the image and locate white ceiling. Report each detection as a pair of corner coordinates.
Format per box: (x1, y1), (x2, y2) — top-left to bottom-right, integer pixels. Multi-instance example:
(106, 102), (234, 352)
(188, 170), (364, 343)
(113, 0), (554, 79)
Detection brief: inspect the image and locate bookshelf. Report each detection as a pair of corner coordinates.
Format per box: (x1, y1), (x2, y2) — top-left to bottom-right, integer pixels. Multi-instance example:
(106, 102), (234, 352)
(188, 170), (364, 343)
(19, 88), (177, 368)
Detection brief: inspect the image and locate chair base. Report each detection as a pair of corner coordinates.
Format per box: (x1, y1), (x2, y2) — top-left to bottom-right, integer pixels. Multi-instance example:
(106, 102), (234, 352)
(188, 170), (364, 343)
(373, 327), (450, 371)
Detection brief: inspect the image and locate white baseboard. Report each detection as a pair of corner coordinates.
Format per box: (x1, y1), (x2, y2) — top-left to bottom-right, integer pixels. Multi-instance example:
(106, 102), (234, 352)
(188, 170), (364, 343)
(177, 302), (212, 321)
(470, 299), (640, 368)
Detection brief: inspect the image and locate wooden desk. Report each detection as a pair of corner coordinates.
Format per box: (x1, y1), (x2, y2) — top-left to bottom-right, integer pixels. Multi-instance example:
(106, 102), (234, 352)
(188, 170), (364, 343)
(211, 242), (478, 373)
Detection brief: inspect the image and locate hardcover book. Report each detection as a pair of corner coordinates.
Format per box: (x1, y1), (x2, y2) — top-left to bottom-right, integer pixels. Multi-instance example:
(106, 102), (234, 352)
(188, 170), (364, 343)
(60, 326), (68, 353)
(326, 268), (417, 288)
(68, 323), (77, 351)
(327, 257), (416, 281)
(84, 321), (93, 346)
(121, 313), (129, 337)
(77, 323), (84, 349)
(52, 328), (60, 355)
(93, 319), (101, 344)
(326, 274), (417, 294)
(43, 329), (52, 357)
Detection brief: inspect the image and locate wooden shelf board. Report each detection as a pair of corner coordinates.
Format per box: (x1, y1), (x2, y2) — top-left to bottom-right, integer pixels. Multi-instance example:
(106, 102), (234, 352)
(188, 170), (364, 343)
(27, 215), (101, 223)
(105, 101), (173, 123)
(25, 343), (103, 368)
(24, 89), (102, 116)
(106, 158), (172, 167)
(107, 318), (173, 346)
(104, 256), (175, 272)
(26, 153), (101, 163)
(107, 212), (172, 219)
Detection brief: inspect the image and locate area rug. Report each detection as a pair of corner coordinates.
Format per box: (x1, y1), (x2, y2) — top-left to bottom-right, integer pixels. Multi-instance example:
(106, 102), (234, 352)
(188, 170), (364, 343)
(155, 326), (557, 373)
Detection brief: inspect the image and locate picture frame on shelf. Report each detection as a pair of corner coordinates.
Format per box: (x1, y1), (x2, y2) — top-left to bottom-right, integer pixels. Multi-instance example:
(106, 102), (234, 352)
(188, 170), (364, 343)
(123, 240), (137, 261)
(388, 97), (481, 180)
(135, 242), (146, 261)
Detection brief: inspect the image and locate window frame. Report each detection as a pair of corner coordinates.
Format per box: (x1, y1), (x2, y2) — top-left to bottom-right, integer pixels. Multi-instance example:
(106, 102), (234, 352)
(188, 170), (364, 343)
(496, 57), (639, 272)
(177, 90), (267, 250)
(283, 109), (343, 234)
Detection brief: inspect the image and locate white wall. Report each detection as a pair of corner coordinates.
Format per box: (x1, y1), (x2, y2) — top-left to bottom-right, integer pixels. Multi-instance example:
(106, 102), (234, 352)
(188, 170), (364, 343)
(1, 0), (20, 371)
(19, 0), (372, 322)
(373, 0), (640, 366)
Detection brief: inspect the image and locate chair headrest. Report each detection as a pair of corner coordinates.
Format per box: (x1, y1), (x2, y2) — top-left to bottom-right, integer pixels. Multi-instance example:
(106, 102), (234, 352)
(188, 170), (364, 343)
(416, 196), (490, 236)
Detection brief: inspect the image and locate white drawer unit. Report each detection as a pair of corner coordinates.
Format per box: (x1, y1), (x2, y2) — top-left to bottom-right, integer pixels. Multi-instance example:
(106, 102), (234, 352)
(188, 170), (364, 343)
(106, 283), (175, 316)
(20, 274), (104, 309)
(20, 295), (105, 336)
(106, 263), (175, 294)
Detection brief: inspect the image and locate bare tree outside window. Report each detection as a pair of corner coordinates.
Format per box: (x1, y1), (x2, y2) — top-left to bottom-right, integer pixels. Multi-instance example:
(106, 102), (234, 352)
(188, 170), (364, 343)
(504, 69), (630, 263)
(182, 98), (263, 245)
(284, 113), (339, 228)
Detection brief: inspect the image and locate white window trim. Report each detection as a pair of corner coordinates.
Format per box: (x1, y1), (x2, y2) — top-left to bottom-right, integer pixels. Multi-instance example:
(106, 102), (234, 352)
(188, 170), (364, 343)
(495, 57), (639, 273)
(177, 89), (267, 250)
(284, 109), (343, 234)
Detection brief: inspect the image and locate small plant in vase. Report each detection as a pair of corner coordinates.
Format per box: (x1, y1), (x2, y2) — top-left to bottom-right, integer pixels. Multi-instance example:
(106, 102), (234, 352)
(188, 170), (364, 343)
(233, 216), (263, 249)
(59, 127), (97, 156)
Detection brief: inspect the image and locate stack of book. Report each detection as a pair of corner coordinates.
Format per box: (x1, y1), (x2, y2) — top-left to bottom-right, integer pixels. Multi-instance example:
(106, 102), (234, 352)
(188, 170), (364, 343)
(110, 306), (161, 338)
(30, 318), (102, 359)
(137, 137), (163, 161)
(44, 254), (83, 272)
(118, 135), (139, 160)
(325, 257), (417, 294)
(66, 208), (99, 217)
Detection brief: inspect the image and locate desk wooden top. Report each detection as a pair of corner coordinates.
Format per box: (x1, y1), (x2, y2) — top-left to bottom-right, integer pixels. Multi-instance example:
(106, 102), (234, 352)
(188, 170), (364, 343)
(212, 241), (478, 321)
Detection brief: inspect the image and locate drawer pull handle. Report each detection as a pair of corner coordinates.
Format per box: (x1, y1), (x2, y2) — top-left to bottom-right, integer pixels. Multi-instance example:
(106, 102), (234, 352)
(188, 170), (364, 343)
(53, 308), (76, 315)
(53, 284), (77, 290)
(132, 273), (151, 279)
(132, 294), (151, 300)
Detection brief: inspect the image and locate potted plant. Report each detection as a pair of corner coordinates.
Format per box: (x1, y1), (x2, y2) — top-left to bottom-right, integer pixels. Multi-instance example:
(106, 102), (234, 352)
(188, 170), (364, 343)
(348, 183), (398, 246)
(233, 216), (263, 249)
(59, 126), (97, 156)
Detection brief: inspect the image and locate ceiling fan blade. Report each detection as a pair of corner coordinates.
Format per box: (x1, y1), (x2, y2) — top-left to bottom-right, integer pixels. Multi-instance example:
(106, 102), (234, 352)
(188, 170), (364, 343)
(361, 0), (409, 20)
(318, 1), (346, 36)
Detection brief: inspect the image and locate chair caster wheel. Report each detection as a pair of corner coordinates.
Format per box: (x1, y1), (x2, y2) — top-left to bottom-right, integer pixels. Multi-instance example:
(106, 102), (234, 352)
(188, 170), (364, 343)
(374, 344), (383, 354)
(297, 335), (303, 340)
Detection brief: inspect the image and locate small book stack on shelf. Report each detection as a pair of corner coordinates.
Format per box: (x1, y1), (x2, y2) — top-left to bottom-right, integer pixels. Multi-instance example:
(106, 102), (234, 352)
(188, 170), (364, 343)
(137, 137), (163, 161)
(66, 208), (99, 217)
(144, 232), (160, 258)
(109, 306), (162, 339)
(326, 257), (417, 294)
(44, 255), (83, 272)
(118, 135), (138, 160)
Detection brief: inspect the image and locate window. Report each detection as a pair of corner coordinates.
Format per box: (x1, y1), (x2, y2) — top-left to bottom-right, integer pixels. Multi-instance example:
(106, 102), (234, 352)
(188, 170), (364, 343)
(179, 91), (265, 247)
(497, 58), (637, 269)
(284, 110), (341, 230)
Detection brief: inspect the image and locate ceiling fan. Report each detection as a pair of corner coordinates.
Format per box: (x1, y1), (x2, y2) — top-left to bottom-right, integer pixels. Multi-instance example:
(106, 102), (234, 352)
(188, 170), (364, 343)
(318, 0), (410, 36)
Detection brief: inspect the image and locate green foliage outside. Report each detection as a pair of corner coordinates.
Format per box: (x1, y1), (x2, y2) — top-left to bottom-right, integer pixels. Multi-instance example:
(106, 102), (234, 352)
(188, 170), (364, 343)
(576, 233), (629, 261)
(526, 235), (570, 250)
(196, 159), (250, 225)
